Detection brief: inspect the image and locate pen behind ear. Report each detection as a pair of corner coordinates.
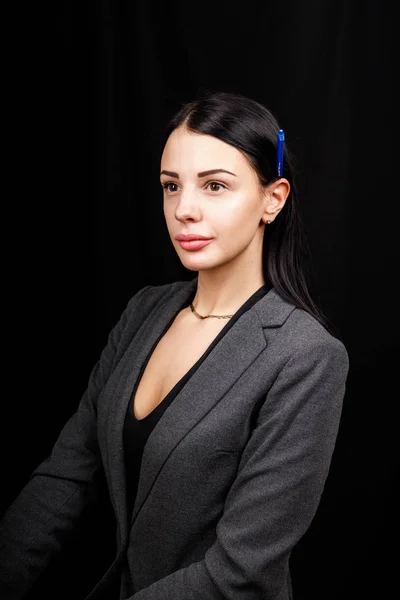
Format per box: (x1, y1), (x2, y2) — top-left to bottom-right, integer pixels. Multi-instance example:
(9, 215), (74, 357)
(276, 129), (285, 177)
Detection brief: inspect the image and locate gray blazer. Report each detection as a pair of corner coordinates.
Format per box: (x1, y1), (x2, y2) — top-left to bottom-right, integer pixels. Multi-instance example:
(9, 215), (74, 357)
(0, 276), (349, 600)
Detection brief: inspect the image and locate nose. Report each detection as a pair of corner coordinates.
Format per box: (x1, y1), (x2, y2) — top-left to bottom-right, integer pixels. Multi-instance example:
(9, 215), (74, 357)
(174, 187), (201, 222)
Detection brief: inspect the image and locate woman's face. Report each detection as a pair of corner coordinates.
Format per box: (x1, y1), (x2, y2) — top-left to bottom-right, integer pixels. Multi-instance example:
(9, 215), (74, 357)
(161, 126), (268, 272)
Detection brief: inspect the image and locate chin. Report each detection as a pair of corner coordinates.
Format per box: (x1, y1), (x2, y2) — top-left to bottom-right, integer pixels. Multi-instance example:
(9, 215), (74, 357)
(180, 256), (232, 273)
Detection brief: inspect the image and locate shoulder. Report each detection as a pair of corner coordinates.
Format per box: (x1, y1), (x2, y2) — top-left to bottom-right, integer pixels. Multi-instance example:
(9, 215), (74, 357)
(127, 278), (192, 306)
(123, 278), (193, 321)
(256, 288), (349, 375)
(290, 309), (349, 374)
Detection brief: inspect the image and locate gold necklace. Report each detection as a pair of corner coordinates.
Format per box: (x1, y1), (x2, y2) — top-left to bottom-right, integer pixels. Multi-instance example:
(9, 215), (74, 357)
(190, 303), (233, 320)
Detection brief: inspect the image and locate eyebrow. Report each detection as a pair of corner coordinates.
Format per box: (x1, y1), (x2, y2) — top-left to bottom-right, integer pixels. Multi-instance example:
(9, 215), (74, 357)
(160, 169), (237, 178)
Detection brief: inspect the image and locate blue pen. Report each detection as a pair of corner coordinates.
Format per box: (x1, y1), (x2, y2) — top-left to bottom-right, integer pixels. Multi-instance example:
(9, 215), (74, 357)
(276, 129), (285, 177)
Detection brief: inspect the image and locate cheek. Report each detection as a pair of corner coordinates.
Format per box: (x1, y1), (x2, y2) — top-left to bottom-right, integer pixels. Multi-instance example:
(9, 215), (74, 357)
(216, 196), (259, 232)
(212, 216), (256, 254)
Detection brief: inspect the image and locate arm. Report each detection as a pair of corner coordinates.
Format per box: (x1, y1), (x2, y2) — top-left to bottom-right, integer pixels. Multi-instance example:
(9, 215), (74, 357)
(0, 286), (151, 600)
(130, 335), (349, 600)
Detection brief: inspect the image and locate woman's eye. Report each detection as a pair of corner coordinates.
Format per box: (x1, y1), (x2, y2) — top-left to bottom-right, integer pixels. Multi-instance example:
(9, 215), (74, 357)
(162, 182), (179, 193)
(206, 181), (226, 192)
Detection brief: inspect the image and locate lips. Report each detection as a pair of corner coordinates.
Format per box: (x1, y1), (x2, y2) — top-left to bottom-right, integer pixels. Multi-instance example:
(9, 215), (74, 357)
(175, 234), (212, 241)
(177, 238), (213, 251)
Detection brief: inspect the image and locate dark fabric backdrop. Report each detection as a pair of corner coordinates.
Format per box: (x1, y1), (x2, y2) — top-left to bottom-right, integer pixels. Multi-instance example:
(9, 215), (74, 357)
(2, 1), (396, 599)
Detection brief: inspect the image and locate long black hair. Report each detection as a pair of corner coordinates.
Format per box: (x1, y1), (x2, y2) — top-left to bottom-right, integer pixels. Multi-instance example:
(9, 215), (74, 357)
(161, 90), (336, 336)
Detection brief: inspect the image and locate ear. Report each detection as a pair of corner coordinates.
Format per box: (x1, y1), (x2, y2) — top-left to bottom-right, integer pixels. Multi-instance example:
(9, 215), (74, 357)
(260, 178), (290, 224)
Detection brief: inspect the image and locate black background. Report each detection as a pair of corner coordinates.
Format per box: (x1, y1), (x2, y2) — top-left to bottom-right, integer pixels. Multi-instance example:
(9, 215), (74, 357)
(1, 1), (397, 599)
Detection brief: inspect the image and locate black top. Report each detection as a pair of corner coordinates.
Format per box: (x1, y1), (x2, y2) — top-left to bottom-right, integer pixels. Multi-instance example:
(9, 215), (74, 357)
(123, 282), (270, 516)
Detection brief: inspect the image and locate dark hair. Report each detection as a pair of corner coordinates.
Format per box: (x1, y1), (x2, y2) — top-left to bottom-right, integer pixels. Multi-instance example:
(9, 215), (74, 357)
(162, 90), (336, 336)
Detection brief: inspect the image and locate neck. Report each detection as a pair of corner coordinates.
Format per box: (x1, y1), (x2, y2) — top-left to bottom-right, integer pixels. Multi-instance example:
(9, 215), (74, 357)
(191, 268), (265, 317)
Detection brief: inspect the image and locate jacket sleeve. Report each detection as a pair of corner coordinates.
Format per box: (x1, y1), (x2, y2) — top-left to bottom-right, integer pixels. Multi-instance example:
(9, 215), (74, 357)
(131, 335), (349, 600)
(0, 285), (151, 600)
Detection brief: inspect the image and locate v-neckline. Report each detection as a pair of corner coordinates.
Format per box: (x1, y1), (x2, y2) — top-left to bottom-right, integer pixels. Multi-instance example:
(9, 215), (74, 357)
(130, 282), (270, 422)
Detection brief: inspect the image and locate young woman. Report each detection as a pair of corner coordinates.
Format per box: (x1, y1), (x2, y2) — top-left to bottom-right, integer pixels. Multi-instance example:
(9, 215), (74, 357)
(0, 91), (349, 600)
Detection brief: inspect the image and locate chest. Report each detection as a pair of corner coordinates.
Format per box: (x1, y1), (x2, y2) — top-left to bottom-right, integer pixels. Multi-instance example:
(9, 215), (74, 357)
(132, 310), (229, 420)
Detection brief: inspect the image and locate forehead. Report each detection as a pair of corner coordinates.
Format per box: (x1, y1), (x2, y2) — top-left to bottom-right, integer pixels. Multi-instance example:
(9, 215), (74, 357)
(161, 127), (250, 174)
